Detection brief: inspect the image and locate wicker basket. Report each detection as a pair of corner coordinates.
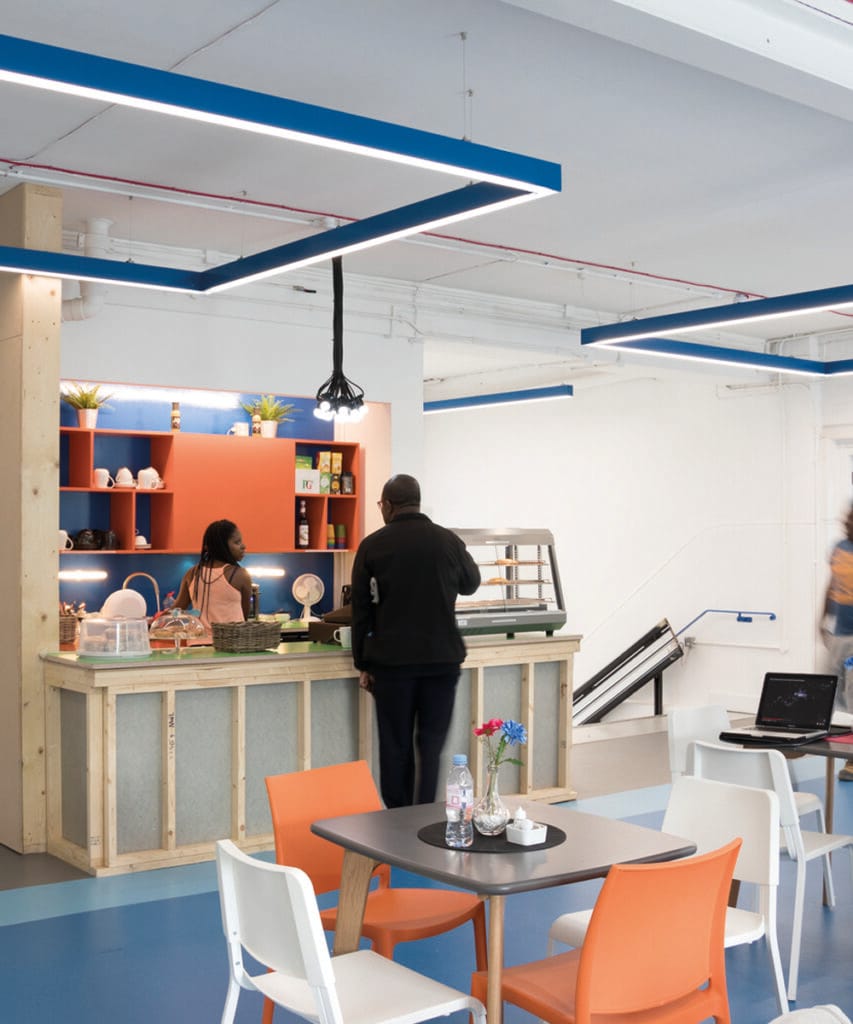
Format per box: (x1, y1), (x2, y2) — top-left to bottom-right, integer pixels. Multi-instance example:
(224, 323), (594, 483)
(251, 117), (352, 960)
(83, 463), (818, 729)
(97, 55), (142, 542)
(59, 616), (78, 644)
(212, 620), (280, 653)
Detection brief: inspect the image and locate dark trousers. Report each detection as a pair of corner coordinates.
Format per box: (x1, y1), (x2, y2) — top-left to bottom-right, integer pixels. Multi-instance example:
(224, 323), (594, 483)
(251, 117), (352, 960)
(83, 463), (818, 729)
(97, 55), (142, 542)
(370, 666), (460, 808)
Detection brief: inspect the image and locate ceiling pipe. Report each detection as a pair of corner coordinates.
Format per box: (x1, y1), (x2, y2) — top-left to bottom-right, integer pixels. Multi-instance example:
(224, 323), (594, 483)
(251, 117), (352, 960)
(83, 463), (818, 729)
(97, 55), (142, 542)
(61, 217), (112, 321)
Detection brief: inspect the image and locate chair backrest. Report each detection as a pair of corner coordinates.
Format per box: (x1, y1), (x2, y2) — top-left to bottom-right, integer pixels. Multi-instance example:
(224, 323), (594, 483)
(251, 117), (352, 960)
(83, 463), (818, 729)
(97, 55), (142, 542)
(265, 761), (388, 895)
(575, 838), (741, 1018)
(667, 705), (731, 780)
(663, 774), (780, 886)
(690, 740), (801, 829)
(215, 839), (344, 1024)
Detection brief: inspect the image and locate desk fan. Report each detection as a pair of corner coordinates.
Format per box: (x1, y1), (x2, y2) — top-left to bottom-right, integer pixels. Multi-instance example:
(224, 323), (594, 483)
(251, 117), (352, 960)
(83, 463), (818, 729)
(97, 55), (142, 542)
(292, 573), (324, 621)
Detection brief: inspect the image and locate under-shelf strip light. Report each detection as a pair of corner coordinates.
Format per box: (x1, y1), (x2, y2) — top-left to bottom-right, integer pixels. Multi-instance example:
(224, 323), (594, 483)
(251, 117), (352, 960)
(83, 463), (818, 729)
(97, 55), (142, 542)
(246, 567), (286, 579)
(0, 33), (560, 294)
(424, 385), (573, 413)
(581, 282), (853, 376)
(58, 569), (109, 582)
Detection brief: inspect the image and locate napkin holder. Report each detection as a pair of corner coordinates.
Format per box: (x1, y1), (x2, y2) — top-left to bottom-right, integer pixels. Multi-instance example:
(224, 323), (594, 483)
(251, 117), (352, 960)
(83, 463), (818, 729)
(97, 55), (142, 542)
(506, 819), (548, 846)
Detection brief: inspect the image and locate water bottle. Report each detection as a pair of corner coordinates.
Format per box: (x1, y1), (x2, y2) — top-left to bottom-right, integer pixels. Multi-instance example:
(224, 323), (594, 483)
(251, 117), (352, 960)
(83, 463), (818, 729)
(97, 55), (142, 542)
(445, 754), (474, 848)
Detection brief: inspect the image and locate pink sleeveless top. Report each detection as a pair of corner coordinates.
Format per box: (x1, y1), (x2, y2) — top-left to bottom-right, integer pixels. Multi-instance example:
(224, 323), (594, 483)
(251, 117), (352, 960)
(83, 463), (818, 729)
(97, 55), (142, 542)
(190, 567), (244, 629)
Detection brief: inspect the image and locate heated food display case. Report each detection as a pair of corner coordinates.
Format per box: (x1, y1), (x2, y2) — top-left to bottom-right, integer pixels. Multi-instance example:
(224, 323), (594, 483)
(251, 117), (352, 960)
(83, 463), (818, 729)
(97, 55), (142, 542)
(451, 527), (566, 637)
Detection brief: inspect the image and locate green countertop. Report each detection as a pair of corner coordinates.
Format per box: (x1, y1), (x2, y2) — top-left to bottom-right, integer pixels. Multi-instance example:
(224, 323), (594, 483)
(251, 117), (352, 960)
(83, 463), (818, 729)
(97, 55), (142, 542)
(44, 640), (350, 666)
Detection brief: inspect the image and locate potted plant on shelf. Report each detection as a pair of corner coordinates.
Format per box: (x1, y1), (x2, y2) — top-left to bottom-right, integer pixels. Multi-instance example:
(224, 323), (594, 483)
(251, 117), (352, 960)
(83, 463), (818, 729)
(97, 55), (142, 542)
(240, 394), (296, 438)
(61, 382), (112, 429)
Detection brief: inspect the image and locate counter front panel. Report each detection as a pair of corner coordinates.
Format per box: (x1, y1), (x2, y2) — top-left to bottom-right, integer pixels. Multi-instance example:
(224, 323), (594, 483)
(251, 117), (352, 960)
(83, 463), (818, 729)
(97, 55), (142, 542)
(43, 634), (580, 874)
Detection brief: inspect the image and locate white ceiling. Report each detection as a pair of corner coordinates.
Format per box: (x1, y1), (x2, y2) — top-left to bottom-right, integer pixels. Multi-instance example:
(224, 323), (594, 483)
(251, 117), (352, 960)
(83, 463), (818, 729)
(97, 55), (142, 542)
(1, 0), (852, 390)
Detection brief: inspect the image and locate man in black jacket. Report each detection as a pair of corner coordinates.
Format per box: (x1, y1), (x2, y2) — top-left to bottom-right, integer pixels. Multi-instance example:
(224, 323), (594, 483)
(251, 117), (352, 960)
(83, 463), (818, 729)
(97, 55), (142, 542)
(351, 474), (480, 807)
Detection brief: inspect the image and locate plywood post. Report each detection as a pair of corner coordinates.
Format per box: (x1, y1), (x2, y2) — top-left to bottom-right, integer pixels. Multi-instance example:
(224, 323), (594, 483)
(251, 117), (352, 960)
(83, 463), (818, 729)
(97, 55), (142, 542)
(0, 183), (62, 852)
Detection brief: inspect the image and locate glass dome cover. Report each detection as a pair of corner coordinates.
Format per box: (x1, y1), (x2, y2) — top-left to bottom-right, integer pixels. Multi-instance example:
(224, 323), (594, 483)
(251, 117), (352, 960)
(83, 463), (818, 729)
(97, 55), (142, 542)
(149, 608), (206, 654)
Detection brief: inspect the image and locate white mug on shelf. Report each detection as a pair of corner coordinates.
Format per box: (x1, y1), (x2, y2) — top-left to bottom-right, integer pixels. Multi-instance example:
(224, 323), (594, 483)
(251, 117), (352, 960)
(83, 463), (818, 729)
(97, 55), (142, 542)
(134, 534), (149, 548)
(93, 468), (115, 488)
(333, 626), (352, 650)
(137, 466), (163, 489)
(115, 466), (135, 487)
(228, 422), (250, 436)
(58, 529), (73, 550)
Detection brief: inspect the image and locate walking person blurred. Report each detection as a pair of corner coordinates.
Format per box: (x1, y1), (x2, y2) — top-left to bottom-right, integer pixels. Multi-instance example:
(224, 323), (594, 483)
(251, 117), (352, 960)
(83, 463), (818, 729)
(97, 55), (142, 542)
(820, 502), (853, 780)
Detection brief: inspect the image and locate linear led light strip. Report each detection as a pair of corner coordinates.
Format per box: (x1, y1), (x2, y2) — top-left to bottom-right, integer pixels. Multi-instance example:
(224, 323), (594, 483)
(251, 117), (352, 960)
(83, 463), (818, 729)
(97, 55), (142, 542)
(581, 282), (853, 377)
(424, 385), (573, 413)
(0, 33), (560, 294)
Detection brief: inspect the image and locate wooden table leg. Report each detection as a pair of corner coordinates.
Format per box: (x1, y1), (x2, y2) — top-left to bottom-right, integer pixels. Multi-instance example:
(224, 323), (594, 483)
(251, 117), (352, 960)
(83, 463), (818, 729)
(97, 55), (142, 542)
(332, 849), (380, 955)
(486, 894), (505, 1024)
(825, 756), (835, 834)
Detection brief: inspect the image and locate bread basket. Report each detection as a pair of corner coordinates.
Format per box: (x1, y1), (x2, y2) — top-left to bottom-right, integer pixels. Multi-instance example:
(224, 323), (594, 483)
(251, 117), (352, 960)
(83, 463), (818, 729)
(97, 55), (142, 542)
(212, 620), (280, 653)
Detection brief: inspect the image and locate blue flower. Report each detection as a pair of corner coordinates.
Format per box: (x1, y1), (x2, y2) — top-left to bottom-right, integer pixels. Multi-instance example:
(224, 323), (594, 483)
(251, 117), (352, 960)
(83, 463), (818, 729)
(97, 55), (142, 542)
(501, 720), (527, 746)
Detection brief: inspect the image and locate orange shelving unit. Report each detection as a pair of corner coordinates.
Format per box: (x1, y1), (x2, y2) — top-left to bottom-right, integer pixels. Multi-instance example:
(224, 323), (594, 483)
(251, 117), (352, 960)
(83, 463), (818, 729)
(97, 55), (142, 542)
(59, 428), (361, 556)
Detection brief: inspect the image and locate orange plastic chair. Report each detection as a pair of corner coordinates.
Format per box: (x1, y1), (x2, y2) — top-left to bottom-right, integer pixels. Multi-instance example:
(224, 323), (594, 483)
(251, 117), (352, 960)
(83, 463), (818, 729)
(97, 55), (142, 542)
(471, 837), (741, 1024)
(263, 761), (487, 1024)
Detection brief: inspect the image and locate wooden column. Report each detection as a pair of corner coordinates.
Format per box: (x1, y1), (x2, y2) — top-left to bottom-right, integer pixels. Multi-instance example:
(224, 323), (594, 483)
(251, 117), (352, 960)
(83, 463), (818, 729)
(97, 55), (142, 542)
(0, 183), (62, 852)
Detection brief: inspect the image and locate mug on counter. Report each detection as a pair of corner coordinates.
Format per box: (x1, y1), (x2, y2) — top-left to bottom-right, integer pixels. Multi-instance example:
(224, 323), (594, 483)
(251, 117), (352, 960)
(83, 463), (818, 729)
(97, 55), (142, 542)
(137, 466), (163, 489)
(227, 422), (250, 436)
(58, 529), (73, 550)
(333, 625), (352, 650)
(93, 468), (115, 488)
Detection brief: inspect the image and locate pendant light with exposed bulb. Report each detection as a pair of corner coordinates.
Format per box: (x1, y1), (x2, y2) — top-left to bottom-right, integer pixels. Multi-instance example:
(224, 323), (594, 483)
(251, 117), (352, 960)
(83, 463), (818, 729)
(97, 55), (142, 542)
(314, 256), (367, 422)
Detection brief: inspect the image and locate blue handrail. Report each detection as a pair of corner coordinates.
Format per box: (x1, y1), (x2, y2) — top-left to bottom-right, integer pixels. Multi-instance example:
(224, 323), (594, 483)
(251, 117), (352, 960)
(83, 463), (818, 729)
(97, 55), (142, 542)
(676, 608), (777, 637)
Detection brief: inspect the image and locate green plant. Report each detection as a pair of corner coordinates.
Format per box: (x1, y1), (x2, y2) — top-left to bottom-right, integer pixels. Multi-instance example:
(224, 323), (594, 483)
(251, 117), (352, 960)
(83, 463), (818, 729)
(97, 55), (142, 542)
(60, 382), (112, 410)
(240, 394), (296, 422)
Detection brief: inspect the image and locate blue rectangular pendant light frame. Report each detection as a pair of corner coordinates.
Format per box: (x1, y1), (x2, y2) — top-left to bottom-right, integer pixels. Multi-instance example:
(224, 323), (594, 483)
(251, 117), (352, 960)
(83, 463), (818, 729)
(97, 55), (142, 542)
(581, 282), (853, 376)
(424, 384), (573, 413)
(0, 33), (560, 294)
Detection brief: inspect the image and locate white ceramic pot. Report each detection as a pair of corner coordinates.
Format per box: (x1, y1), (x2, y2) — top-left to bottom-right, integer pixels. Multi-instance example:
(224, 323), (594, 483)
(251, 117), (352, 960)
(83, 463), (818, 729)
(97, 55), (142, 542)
(77, 408), (98, 429)
(259, 420), (278, 438)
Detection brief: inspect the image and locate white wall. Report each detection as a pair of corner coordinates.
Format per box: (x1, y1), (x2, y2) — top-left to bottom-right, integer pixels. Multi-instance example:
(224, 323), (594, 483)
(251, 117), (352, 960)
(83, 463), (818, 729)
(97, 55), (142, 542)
(425, 367), (832, 712)
(59, 277), (426, 478)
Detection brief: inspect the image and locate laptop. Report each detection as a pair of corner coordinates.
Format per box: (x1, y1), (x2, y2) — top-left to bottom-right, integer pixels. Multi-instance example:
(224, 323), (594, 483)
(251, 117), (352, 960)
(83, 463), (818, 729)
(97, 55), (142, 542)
(718, 672), (838, 746)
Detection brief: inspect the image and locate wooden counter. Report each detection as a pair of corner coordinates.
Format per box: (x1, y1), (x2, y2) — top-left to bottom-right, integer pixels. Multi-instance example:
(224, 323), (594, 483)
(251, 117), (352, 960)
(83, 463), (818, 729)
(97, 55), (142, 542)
(42, 633), (581, 875)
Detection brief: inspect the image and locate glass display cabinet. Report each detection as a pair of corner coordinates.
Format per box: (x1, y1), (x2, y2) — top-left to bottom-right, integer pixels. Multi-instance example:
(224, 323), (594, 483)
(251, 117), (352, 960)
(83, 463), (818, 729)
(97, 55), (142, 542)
(450, 527), (566, 637)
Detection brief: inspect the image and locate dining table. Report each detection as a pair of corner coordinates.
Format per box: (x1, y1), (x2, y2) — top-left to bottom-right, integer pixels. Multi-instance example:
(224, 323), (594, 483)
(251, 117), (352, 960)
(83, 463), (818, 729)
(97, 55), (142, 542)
(312, 800), (696, 1024)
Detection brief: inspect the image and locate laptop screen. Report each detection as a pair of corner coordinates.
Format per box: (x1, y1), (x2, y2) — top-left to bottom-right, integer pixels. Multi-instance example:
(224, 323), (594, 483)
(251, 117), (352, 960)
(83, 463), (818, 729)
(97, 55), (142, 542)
(755, 673), (838, 731)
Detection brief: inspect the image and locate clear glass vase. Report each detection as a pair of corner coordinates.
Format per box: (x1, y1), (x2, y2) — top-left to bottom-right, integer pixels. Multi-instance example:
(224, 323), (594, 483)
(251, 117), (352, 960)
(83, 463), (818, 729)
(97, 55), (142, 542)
(473, 765), (510, 836)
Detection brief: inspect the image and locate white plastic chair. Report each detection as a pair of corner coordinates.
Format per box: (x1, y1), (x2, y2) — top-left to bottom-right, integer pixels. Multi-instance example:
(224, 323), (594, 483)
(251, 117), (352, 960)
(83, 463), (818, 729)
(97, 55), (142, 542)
(668, 705), (825, 835)
(769, 1008), (853, 1024)
(215, 839), (486, 1024)
(547, 774), (789, 1014)
(691, 740), (853, 1002)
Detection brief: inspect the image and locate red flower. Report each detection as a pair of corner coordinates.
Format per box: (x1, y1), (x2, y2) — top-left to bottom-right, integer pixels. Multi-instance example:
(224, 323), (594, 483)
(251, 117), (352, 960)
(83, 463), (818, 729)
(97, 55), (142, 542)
(473, 718), (503, 737)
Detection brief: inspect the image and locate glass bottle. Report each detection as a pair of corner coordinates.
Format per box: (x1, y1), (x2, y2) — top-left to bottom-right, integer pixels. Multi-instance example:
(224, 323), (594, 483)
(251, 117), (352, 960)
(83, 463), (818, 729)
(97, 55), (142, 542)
(297, 499), (310, 548)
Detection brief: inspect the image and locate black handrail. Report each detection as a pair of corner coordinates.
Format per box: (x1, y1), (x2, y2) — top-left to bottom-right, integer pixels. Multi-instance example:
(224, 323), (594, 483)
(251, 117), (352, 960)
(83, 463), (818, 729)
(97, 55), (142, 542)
(572, 618), (683, 725)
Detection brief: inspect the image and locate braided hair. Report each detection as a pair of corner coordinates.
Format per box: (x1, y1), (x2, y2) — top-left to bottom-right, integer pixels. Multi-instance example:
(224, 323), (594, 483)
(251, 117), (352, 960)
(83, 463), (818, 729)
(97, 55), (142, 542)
(191, 519), (241, 621)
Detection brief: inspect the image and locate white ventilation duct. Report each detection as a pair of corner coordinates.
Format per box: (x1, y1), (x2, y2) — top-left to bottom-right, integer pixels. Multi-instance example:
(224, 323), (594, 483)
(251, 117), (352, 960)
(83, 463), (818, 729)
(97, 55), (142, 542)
(61, 217), (111, 321)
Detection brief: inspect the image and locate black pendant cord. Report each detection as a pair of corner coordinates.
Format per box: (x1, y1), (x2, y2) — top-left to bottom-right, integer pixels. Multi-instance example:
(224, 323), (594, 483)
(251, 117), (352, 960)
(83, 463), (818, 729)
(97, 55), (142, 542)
(332, 255), (344, 375)
(315, 255), (365, 417)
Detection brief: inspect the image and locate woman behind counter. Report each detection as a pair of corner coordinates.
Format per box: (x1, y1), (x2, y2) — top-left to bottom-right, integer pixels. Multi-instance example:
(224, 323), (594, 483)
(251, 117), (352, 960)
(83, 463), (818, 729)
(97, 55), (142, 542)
(174, 519), (252, 628)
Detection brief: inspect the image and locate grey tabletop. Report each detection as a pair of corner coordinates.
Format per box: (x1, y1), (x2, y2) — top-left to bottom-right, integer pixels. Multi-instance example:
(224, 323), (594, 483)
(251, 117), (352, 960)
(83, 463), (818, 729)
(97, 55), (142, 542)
(796, 735), (853, 758)
(311, 800), (696, 896)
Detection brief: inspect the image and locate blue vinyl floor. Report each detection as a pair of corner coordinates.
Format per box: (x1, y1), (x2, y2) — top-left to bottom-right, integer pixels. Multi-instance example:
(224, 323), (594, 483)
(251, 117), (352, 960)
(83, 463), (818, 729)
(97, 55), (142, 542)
(3, 773), (853, 1023)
